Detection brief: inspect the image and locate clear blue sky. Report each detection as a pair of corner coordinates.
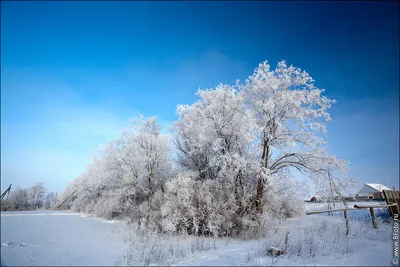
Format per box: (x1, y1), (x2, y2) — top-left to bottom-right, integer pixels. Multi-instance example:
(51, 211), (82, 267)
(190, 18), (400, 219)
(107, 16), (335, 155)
(1, 1), (399, 195)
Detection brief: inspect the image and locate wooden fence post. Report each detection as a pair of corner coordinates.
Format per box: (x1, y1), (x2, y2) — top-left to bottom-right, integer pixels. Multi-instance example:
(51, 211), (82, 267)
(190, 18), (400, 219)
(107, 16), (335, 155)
(343, 210), (350, 235)
(383, 190), (400, 217)
(369, 207), (378, 229)
(306, 203), (398, 235)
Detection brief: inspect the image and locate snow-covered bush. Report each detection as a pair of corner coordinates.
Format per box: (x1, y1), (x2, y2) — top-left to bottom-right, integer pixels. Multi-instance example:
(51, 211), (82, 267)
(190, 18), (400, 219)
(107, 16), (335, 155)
(258, 217), (392, 263)
(123, 221), (217, 266)
(263, 175), (307, 222)
(161, 171), (240, 236)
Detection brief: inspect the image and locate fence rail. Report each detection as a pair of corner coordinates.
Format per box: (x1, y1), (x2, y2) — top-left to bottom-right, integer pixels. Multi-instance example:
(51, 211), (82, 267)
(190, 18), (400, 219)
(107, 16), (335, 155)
(306, 203), (398, 235)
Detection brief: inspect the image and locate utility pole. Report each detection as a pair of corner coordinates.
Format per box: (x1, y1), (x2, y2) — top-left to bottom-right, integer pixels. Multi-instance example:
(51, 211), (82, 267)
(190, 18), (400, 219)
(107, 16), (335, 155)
(0, 184), (12, 200)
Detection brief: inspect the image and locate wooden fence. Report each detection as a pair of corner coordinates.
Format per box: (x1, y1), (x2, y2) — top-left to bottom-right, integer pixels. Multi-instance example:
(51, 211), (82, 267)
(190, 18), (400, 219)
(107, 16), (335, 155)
(382, 190), (400, 217)
(306, 203), (398, 235)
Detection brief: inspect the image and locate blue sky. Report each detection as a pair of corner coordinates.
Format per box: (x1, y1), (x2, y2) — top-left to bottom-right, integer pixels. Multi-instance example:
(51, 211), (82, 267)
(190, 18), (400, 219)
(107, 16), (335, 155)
(1, 1), (399, 195)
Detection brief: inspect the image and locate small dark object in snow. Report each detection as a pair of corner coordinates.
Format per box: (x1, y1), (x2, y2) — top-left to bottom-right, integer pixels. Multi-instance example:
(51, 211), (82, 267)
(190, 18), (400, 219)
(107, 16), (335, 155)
(1, 242), (12, 247)
(268, 246), (285, 256)
(18, 243), (26, 247)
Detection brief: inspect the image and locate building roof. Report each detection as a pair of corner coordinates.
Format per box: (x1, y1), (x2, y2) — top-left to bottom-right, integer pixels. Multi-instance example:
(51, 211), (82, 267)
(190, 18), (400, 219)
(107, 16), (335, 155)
(364, 183), (391, 192)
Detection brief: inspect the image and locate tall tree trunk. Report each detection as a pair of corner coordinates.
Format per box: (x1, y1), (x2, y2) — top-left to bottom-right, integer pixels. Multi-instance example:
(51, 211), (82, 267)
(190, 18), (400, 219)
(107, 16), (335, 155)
(256, 141), (269, 216)
(234, 169), (244, 235)
(255, 173), (264, 215)
(146, 174), (153, 227)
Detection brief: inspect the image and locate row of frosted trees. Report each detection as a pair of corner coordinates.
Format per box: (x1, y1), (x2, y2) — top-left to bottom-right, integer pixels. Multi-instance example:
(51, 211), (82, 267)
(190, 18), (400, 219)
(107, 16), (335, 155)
(60, 60), (353, 237)
(1, 183), (57, 211)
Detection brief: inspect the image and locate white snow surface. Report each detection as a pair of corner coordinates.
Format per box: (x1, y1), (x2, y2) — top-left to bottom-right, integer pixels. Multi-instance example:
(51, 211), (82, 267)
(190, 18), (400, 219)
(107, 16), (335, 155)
(1, 210), (125, 266)
(1, 204), (395, 266)
(172, 215), (393, 266)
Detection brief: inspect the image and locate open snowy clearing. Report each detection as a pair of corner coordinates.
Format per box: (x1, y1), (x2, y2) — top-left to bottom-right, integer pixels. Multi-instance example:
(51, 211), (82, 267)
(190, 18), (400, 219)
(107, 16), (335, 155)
(1, 205), (395, 266)
(1, 211), (125, 266)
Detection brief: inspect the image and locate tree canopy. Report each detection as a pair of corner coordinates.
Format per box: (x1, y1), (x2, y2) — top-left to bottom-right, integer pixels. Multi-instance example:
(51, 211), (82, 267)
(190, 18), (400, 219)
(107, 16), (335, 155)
(60, 60), (353, 236)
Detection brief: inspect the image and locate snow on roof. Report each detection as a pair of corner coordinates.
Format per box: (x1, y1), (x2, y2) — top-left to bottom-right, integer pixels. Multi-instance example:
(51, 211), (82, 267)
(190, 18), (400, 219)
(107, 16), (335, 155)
(365, 183), (391, 192)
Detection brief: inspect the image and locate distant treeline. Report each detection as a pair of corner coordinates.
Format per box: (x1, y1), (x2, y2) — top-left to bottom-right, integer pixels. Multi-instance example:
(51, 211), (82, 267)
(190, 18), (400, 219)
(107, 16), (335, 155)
(1, 182), (57, 211)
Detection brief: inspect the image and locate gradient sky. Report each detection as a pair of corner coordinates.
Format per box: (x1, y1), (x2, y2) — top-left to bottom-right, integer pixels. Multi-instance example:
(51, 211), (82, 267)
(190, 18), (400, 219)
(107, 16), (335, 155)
(1, 1), (399, 195)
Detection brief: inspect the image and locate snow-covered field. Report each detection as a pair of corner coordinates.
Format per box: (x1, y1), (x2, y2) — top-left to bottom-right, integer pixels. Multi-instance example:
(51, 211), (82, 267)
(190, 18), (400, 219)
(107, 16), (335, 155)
(1, 211), (126, 266)
(173, 215), (393, 266)
(1, 203), (396, 266)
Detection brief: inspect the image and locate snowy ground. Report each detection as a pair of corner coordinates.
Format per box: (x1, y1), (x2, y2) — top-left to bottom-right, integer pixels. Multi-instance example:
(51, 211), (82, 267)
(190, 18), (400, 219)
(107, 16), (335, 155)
(1, 203), (396, 266)
(173, 215), (393, 266)
(1, 211), (126, 266)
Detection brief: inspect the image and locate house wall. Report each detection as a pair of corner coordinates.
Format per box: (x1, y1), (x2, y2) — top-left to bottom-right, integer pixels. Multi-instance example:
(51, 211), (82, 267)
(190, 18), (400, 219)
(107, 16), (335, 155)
(357, 184), (380, 196)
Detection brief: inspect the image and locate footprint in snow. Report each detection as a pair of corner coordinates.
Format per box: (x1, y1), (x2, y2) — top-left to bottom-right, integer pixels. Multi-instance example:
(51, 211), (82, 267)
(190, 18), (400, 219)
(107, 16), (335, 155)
(1, 242), (13, 247)
(1, 242), (26, 247)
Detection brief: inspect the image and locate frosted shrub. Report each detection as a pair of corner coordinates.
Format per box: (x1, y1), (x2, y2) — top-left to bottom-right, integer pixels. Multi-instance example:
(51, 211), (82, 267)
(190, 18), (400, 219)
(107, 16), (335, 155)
(124, 222), (217, 266)
(258, 217), (392, 263)
(146, 190), (165, 231)
(161, 170), (295, 238)
(93, 196), (115, 219)
(239, 211), (280, 240)
(263, 190), (305, 223)
(162, 171), (241, 236)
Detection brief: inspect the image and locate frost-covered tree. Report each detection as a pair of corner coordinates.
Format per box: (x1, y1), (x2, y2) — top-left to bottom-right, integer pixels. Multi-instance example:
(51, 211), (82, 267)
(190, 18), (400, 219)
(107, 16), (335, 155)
(43, 192), (57, 209)
(27, 182), (47, 209)
(115, 115), (172, 227)
(3, 186), (29, 210)
(242, 60), (351, 214)
(168, 85), (260, 235)
(61, 115), (172, 227)
(173, 85), (256, 179)
(164, 60), (352, 235)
